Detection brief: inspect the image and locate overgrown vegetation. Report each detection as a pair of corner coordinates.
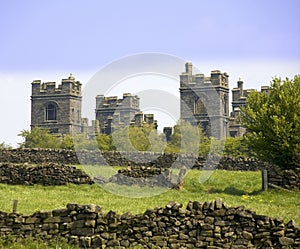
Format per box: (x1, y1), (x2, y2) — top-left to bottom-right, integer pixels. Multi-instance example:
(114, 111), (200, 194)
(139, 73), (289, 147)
(241, 75), (300, 169)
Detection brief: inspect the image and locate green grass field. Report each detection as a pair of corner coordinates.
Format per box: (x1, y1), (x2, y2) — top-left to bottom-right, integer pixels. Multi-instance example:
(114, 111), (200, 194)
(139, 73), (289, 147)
(0, 169), (299, 223)
(0, 169), (299, 248)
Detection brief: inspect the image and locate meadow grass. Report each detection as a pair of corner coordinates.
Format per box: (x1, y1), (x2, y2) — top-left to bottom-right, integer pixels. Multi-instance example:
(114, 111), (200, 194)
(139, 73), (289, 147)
(0, 236), (79, 249)
(0, 168), (299, 249)
(0, 169), (299, 225)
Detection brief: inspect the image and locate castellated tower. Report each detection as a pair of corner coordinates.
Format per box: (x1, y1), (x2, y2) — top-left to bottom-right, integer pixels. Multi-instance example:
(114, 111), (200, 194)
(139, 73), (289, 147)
(31, 74), (83, 135)
(95, 93), (140, 134)
(179, 62), (229, 139)
(95, 93), (158, 134)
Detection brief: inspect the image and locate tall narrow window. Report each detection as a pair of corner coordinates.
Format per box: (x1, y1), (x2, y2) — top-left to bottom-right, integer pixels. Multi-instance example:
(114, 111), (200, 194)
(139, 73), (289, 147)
(46, 103), (57, 121)
(72, 108), (75, 122)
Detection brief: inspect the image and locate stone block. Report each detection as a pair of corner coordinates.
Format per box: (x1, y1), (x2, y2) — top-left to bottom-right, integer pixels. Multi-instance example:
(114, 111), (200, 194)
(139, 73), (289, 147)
(71, 227), (94, 236)
(43, 216), (62, 223)
(24, 217), (41, 224)
(84, 220), (96, 228)
(279, 236), (294, 246)
(52, 208), (70, 217)
(242, 230), (253, 240)
(107, 239), (120, 247)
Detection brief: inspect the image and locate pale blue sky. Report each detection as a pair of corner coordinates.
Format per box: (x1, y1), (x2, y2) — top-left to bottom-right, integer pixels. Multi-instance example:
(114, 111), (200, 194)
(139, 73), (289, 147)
(0, 0), (299, 146)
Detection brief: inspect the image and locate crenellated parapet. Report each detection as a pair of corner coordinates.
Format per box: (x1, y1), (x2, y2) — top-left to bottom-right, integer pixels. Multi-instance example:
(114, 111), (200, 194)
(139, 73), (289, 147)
(180, 63), (228, 89)
(179, 62), (230, 139)
(96, 93), (139, 110)
(30, 74), (83, 136)
(31, 74), (81, 96)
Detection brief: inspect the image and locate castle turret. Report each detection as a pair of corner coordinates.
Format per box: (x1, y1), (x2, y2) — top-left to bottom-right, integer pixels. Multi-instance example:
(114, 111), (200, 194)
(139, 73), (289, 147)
(179, 63), (230, 139)
(31, 74), (83, 135)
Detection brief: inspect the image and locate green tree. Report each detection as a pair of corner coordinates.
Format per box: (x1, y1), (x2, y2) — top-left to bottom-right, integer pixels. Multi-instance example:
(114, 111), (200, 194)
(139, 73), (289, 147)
(18, 127), (60, 148)
(164, 120), (206, 155)
(19, 127), (118, 151)
(96, 134), (115, 151)
(223, 136), (251, 158)
(72, 133), (99, 150)
(60, 135), (75, 150)
(241, 75), (300, 168)
(111, 124), (165, 152)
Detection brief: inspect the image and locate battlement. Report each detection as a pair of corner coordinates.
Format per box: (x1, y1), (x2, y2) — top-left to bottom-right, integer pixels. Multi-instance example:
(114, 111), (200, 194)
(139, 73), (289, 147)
(232, 80), (269, 102)
(96, 93), (140, 110)
(180, 62), (228, 88)
(31, 74), (81, 96)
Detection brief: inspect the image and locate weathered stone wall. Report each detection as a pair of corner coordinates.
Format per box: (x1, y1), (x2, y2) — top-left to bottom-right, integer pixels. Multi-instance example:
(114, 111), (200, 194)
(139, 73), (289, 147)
(0, 148), (268, 170)
(0, 200), (299, 248)
(1, 149), (299, 190)
(0, 163), (93, 186)
(0, 148), (80, 164)
(268, 166), (300, 191)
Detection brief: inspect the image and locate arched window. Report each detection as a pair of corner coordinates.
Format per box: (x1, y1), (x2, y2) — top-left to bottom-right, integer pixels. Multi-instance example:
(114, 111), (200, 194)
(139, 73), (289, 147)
(194, 96), (207, 114)
(45, 103), (57, 121)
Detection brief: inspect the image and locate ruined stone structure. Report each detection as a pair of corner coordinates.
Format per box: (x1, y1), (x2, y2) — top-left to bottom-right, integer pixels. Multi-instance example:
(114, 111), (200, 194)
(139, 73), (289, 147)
(180, 63), (229, 139)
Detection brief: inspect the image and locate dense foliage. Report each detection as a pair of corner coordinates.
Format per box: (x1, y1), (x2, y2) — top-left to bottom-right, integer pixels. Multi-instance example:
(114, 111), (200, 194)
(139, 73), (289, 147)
(18, 127), (61, 149)
(112, 123), (165, 152)
(241, 75), (300, 169)
(18, 127), (114, 151)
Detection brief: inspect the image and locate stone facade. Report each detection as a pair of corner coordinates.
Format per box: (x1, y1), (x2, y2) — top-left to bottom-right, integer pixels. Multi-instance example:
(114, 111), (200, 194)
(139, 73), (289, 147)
(0, 200), (299, 248)
(31, 74), (83, 135)
(31, 77), (157, 137)
(30, 63), (270, 138)
(95, 93), (157, 135)
(180, 63), (230, 139)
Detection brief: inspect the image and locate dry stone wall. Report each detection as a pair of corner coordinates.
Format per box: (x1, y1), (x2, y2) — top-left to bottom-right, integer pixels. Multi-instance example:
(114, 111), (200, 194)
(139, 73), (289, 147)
(0, 148), (269, 170)
(0, 149), (299, 190)
(0, 163), (93, 186)
(0, 199), (299, 248)
(267, 166), (300, 191)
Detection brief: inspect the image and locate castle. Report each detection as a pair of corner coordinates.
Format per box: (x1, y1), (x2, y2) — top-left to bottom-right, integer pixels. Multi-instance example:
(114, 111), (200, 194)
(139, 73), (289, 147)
(31, 74), (158, 137)
(95, 93), (157, 135)
(30, 63), (268, 139)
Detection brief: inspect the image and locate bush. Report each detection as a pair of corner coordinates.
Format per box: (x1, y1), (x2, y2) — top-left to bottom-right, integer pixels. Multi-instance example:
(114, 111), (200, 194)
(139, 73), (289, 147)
(241, 75), (300, 169)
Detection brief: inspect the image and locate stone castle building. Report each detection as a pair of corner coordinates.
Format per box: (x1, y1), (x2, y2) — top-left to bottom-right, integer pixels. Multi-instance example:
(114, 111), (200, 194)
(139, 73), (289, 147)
(30, 63), (267, 138)
(31, 74), (83, 135)
(179, 63), (229, 139)
(95, 93), (157, 134)
(31, 74), (157, 137)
